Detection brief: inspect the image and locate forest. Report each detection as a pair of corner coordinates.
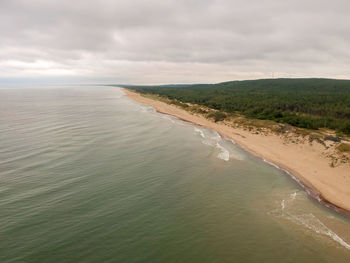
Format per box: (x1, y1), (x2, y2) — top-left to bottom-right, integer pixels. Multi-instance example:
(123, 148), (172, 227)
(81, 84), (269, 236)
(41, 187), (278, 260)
(123, 79), (350, 134)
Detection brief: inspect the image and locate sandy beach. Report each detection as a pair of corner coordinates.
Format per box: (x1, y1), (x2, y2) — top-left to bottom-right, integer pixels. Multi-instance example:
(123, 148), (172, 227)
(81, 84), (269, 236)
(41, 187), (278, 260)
(121, 87), (350, 216)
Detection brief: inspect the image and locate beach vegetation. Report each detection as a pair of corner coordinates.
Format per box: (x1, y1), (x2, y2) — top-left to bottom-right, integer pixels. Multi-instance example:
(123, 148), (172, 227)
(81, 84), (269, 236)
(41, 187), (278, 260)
(169, 100), (189, 108)
(337, 143), (350, 152)
(126, 78), (350, 135)
(206, 111), (227, 122)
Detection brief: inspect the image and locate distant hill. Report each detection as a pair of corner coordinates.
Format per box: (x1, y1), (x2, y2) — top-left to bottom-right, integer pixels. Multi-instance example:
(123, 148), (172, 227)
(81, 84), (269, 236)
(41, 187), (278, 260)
(123, 78), (350, 134)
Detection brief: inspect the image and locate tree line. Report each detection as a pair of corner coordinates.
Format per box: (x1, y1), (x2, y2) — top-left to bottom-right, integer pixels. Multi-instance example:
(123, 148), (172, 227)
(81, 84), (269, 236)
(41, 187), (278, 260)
(124, 78), (350, 134)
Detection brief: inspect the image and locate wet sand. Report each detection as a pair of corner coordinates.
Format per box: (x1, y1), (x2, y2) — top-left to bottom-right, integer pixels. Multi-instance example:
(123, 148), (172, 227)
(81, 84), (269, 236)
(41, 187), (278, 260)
(121, 87), (350, 216)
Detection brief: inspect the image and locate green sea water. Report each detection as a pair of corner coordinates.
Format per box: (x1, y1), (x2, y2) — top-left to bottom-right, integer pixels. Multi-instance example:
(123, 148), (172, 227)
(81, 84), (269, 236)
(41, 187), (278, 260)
(1, 85), (350, 263)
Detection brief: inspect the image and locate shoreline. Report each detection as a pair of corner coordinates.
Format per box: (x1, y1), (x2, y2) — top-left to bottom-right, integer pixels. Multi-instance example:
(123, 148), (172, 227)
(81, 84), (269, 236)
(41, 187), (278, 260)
(120, 87), (350, 218)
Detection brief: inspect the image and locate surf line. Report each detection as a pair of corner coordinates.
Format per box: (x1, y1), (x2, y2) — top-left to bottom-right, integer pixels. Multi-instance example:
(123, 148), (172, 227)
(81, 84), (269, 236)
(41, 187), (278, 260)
(121, 88), (350, 219)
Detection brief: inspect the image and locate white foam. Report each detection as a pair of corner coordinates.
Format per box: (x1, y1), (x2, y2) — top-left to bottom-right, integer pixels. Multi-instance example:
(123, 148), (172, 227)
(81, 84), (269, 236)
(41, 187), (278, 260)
(216, 143), (230, 161)
(285, 213), (350, 250)
(161, 115), (176, 124)
(195, 129), (245, 161)
(194, 128), (205, 138)
(229, 152), (245, 161)
(198, 131), (220, 147)
(263, 158), (281, 170)
(290, 192), (297, 200)
(139, 105), (155, 113)
(211, 131), (222, 142)
(273, 191), (350, 250)
(280, 192), (297, 211)
(262, 158), (304, 189)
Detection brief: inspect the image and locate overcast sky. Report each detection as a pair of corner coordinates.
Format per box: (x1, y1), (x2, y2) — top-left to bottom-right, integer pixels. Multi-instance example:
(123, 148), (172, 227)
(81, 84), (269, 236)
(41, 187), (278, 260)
(1, 0), (349, 84)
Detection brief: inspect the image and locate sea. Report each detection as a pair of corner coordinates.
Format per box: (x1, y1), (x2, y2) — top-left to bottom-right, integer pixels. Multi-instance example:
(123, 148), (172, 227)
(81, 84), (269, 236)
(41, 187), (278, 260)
(1, 85), (350, 263)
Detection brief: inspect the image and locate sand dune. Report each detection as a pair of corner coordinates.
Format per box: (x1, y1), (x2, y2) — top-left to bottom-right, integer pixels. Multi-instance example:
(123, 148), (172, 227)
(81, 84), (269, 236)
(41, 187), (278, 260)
(121, 87), (350, 216)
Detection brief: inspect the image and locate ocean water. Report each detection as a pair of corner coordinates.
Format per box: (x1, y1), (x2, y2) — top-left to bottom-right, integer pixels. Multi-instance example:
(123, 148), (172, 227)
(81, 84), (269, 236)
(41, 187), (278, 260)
(1, 85), (350, 263)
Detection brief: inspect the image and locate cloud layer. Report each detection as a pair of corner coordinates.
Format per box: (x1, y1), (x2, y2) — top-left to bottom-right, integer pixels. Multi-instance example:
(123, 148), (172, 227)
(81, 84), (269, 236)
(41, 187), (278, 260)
(1, 0), (349, 83)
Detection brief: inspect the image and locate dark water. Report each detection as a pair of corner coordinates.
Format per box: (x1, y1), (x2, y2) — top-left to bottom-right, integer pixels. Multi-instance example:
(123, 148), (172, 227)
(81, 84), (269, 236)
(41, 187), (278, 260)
(1, 86), (350, 263)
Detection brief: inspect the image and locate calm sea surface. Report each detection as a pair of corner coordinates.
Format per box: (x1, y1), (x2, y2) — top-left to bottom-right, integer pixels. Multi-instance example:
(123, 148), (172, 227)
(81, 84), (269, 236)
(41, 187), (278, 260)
(1, 85), (350, 263)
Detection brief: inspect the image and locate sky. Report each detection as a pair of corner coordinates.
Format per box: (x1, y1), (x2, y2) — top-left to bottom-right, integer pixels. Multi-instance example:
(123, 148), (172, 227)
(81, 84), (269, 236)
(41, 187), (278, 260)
(1, 0), (349, 84)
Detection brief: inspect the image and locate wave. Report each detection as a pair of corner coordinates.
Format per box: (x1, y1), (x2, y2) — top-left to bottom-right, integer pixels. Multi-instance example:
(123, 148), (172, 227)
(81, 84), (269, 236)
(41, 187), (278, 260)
(281, 199), (285, 210)
(290, 192), (297, 200)
(161, 115), (176, 124)
(193, 128), (246, 161)
(195, 129), (221, 147)
(216, 142), (230, 161)
(211, 131), (222, 142)
(229, 139), (236, 145)
(139, 105), (156, 113)
(281, 191), (298, 211)
(262, 158), (304, 189)
(194, 128), (205, 138)
(272, 191), (350, 250)
(285, 212), (350, 250)
(194, 128), (229, 161)
(263, 158), (281, 170)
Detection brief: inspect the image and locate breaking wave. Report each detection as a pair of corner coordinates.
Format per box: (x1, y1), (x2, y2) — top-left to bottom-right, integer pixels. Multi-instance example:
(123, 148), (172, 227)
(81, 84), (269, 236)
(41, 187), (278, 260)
(193, 128), (245, 161)
(273, 191), (350, 250)
(194, 128), (205, 138)
(216, 142), (230, 161)
(285, 213), (350, 250)
(139, 105), (156, 113)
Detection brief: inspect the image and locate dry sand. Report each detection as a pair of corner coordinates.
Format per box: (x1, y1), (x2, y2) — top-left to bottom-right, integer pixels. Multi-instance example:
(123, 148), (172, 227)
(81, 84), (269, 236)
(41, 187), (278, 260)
(121, 87), (350, 216)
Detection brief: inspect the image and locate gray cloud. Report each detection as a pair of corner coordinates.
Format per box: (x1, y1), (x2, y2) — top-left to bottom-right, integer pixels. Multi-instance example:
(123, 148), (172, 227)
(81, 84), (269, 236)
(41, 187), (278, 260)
(0, 0), (349, 83)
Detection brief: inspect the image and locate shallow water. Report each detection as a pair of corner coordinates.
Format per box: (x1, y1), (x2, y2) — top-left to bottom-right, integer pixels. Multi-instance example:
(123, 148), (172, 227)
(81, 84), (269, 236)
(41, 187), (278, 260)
(0, 85), (350, 263)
